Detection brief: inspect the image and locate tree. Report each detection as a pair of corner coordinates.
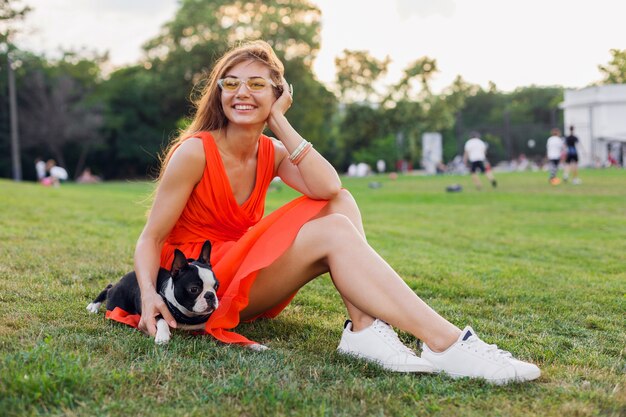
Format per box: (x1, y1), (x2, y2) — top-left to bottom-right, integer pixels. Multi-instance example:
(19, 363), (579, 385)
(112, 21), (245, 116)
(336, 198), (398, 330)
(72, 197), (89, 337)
(0, 0), (31, 45)
(14, 50), (104, 177)
(391, 56), (438, 102)
(0, 0), (31, 178)
(144, 0), (322, 66)
(442, 75), (480, 114)
(334, 52), (459, 169)
(598, 49), (626, 84)
(98, 65), (175, 178)
(334, 50), (390, 103)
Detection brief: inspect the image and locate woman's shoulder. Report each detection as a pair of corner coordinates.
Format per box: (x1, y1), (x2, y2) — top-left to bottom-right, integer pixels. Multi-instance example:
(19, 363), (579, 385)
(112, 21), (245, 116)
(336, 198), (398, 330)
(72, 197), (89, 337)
(176, 137), (205, 155)
(170, 138), (206, 173)
(163, 139), (205, 186)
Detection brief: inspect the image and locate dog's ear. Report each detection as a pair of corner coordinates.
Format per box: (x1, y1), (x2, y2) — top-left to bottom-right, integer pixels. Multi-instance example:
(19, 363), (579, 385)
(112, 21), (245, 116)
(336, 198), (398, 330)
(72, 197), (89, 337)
(171, 249), (188, 278)
(198, 240), (212, 265)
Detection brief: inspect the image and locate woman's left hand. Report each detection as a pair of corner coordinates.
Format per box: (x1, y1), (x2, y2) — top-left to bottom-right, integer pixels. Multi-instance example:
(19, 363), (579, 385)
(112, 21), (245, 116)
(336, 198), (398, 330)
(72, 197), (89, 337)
(269, 77), (293, 117)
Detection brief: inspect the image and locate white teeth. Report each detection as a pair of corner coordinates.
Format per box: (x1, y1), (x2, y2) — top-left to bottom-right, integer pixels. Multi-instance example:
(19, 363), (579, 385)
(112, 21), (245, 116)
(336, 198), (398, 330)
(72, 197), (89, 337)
(234, 105), (254, 110)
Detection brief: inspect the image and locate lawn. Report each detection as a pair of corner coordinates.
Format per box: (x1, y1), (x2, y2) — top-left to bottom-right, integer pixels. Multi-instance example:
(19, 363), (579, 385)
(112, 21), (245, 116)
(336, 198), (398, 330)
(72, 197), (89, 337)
(0, 169), (624, 417)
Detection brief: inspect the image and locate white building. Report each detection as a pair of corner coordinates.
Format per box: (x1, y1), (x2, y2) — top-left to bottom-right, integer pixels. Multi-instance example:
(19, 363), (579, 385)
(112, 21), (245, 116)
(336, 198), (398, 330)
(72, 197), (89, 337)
(560, 84), (626, 167)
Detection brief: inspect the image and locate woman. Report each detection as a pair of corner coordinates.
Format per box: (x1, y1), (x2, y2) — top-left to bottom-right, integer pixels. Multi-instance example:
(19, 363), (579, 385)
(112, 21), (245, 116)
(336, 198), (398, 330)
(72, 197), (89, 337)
(129, 40), (539, 384)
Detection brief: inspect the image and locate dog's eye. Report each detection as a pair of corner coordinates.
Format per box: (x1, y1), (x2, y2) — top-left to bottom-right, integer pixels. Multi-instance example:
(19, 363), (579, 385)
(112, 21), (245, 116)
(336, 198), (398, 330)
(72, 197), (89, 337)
(189, 287), (200, 294)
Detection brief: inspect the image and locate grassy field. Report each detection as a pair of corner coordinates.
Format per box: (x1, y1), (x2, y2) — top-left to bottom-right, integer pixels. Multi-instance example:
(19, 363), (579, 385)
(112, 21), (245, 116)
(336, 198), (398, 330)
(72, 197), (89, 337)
(0, 169), (624, 417)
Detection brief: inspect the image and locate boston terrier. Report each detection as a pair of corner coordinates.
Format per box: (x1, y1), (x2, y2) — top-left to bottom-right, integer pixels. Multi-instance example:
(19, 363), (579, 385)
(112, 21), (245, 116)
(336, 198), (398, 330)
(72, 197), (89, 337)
(87, 240), (219, 344)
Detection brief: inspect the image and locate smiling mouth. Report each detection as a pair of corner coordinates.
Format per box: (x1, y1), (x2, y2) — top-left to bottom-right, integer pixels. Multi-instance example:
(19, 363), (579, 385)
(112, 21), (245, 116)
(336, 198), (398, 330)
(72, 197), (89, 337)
(233, 104), (255, 110)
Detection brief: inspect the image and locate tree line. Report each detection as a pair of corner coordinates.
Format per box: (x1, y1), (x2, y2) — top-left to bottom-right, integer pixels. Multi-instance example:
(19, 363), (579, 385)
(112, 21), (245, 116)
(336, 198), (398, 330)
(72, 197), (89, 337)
(1, 0), (624, 181)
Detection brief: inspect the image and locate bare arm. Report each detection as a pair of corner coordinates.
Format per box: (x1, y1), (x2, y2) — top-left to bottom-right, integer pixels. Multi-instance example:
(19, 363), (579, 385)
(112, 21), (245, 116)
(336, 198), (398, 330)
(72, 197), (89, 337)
(267, 79), (341, 199)
(135, 138), (205, 336)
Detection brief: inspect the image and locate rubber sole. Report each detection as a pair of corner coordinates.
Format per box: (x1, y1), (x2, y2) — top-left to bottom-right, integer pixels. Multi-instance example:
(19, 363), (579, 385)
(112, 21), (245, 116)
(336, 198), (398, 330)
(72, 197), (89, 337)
(337, 349), (436, 373)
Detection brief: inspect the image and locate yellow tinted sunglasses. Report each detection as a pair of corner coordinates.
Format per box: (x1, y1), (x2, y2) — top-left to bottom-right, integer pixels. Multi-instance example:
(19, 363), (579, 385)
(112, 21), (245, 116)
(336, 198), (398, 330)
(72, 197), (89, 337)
(217, 77), (277, 92)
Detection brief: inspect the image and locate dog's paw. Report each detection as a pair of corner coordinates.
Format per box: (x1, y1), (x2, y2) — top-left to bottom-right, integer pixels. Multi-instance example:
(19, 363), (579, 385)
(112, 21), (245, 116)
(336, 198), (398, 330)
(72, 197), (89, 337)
(247, 343), (269, 352)
(154, 319), (171, 344)
(86, 302), (101, 314)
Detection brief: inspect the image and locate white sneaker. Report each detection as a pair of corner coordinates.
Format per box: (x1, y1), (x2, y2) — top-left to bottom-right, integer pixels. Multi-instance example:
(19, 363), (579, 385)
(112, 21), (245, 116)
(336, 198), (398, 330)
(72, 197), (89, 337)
(422, 326), (541, 385)
(572, 178), (582, 185)
(337, 319), (435, 373)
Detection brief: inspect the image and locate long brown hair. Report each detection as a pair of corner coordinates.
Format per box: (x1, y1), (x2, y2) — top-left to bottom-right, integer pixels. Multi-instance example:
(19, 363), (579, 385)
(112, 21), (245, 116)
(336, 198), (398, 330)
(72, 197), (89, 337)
(157, 40), (284, 181)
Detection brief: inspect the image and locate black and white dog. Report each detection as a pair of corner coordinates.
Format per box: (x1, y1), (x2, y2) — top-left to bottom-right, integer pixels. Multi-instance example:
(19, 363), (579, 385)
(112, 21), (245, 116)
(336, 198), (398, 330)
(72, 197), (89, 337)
(87, 240), (219, 344)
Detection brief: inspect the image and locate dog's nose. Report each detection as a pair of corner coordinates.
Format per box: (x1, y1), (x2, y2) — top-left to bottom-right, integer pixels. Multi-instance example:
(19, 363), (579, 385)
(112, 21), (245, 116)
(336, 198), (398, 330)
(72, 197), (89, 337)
(204, 292), (218, 309)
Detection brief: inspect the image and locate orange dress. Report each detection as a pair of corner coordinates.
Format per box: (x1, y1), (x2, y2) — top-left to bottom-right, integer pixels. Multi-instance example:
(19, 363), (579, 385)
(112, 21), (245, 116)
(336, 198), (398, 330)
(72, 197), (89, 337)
(107, 131), (329, 346)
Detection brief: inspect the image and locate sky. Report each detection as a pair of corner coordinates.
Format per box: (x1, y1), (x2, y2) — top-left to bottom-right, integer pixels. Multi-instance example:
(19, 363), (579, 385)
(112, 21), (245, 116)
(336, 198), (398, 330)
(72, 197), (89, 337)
(14, 0), (626, 93)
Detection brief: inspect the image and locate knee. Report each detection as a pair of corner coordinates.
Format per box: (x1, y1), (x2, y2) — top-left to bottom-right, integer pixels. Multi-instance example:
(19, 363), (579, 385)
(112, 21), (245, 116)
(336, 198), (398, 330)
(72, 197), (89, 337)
(318, 213), (361, 244)
(335, 188), (356, 204)
(328, 188), (359, 212)
(298, 213), (359, 266)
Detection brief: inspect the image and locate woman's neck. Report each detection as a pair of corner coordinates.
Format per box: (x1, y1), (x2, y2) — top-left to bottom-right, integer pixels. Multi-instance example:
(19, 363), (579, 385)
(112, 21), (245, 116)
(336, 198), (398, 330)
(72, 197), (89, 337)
(215, 124), (263, 161)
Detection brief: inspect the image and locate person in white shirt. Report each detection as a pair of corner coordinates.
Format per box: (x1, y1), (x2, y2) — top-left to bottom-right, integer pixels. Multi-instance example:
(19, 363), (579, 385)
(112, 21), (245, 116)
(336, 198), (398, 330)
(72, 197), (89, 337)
(34, 158), (46, 182)
(546, 128), (564, 185)
(463, 132), (497, 189)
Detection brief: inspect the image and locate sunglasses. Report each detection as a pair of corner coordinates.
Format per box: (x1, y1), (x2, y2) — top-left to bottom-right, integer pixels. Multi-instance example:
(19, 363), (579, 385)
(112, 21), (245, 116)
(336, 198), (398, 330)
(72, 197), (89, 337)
(217, 77), (278, 92)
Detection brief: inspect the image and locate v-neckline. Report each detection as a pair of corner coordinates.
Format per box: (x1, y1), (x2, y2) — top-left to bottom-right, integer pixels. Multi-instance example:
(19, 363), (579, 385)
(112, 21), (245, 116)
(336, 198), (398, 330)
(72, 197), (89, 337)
(209, 134), (261, 208)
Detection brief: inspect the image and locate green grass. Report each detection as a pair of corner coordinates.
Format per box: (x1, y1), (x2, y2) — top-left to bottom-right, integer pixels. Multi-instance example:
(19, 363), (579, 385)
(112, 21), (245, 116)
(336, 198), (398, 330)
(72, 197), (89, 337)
(0, 169), (624, 416)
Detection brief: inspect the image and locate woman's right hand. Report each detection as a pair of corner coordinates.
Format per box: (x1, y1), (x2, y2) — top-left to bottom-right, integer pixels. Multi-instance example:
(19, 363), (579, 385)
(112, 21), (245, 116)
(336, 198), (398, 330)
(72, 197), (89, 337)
(138, 290), (176, 336)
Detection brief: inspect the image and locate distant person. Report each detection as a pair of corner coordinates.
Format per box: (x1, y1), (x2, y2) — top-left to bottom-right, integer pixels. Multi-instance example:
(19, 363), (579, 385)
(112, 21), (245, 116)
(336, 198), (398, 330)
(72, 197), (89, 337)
(347, 163), (357, 177)
(77, 167), (102, 184)
(34, 158), (46, 182)
(41, 159), (68, 187)
(564, 126), (582, 184)
(546, 128), (564, 185)
(510, 153), (529, 172)
(376, 159), (386, 174)
(356, 162), (370, 177)
(463, 132), (497, 189)
(607, 151), (619, 167)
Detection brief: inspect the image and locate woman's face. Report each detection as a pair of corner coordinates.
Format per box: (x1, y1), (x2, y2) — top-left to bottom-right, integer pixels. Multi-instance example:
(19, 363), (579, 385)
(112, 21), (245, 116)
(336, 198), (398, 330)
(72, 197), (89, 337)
(220, 60), (276, 128)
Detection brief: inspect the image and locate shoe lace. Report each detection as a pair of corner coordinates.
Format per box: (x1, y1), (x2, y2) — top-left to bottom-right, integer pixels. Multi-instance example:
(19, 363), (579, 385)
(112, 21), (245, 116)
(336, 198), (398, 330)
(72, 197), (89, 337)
(465, 336), (512, 362)
(373, 320), (416, 356)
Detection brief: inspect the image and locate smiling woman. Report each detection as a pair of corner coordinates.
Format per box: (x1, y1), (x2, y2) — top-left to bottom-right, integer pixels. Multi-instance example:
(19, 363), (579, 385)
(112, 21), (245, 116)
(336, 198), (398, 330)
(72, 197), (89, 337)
(126, 40), (540, 384)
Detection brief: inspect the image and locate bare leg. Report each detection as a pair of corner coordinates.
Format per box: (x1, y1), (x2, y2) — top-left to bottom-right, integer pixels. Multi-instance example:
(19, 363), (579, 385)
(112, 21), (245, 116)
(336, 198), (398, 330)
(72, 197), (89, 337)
(241, 191), (460, 351)
(485, 170), (497, 187)
(314, 190), (374, 331)
(470, 173), (482, 189)
(549, 160), (558, 180)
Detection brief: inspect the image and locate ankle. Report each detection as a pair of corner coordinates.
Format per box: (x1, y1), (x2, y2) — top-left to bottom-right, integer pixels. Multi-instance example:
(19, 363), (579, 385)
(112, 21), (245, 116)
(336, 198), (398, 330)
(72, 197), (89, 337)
(425, 328), (461, 353)
(350, 316), (375, 332)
